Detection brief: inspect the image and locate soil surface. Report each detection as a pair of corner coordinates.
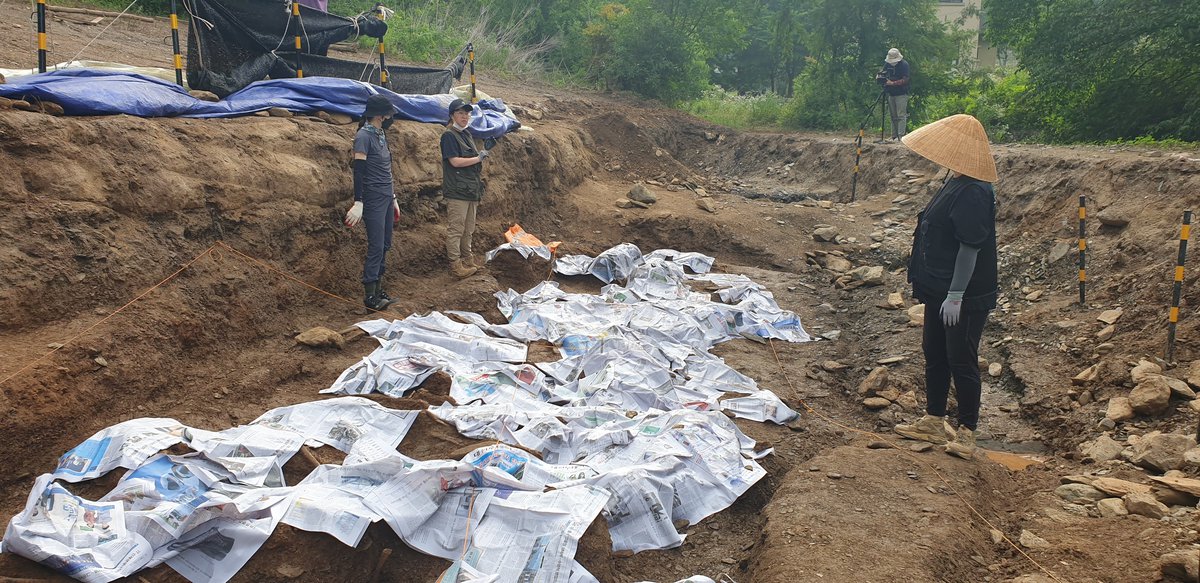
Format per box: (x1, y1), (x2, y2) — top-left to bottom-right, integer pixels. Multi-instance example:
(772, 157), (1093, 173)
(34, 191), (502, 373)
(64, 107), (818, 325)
(2, 4), (1200, 583)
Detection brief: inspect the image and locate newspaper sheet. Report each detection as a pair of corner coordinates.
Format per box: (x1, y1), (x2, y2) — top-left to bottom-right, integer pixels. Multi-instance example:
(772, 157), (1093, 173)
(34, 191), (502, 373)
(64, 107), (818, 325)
(52, 418), (188, 483)
(250, 397), (419, 459)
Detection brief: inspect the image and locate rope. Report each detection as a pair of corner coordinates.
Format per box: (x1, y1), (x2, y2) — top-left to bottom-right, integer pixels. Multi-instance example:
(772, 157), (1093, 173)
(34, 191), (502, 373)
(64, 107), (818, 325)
(0, 243), (219, 388)
(764, 338), (1069, 583)
(65, 0), (141, 66)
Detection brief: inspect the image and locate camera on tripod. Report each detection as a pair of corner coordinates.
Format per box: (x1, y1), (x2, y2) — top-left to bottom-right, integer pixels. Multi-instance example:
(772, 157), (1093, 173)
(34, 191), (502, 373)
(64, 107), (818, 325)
(875, 71), (888, 86)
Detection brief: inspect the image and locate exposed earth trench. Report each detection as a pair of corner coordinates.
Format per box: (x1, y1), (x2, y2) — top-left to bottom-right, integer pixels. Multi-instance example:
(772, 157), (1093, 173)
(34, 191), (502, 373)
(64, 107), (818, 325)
(2, 8), (1200, 583)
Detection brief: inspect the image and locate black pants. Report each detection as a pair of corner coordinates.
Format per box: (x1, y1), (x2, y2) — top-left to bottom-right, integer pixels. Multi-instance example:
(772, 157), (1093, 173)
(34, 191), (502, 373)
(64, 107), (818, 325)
(922, 302), (989, 430)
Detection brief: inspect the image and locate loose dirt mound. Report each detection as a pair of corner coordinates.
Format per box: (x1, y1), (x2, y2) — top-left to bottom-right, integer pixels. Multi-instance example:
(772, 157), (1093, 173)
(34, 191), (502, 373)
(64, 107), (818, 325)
(3, 5), (1200, 583)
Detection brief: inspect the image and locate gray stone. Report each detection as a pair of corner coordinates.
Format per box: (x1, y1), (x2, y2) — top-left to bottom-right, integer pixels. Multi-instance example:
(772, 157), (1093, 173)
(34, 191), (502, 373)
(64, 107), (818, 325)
(824, 256), (853, 273)
(1186, 359), (1200, 389)
(1096, 498), (1128, 517)
(1097, 308), (1124, 325)
(858, 366), (890, 396)
(812, 226), (839, 242)
(1123, 492), (1168, 519)
(1053, 483), (1106, 503)
(1129, 376), (1173, 416)
(988, 362), (1003, 377)
(1048, 241), (1073, 264)
(1083, 435), (1125, 463)
(1160, 549), (1200, 582)
(267, 107), (293, 117)
(907, 304), (925, 326)
(849, 265), (885, 286)
(1096, 208), (1130, 227)
(1131, 359), (1163, 383)
(1165, 377), (1196, 399)
(295, 327), (346, 349)
(863, 397), (891, 410)
(627, 184), (657, 204)
(188, 89), (221, 102)
(696, 198), (717, 213)
(1131, 432), (1197, 472)
(1105, 397), (1135, 422)
(1018, 530), (1049, 549)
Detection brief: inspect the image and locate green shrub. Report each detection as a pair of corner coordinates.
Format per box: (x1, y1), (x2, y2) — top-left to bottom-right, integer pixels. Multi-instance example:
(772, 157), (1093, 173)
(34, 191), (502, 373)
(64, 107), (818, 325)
(684, 87), (786, 129)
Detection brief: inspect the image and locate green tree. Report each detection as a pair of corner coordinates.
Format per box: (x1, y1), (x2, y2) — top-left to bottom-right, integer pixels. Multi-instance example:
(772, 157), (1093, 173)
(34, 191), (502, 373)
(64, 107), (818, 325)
(984, 0), (1200, 142)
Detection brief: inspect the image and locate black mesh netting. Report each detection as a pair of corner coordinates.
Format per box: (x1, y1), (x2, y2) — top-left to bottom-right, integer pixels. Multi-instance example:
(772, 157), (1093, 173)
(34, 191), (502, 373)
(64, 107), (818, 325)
(183, 0), (466, 97)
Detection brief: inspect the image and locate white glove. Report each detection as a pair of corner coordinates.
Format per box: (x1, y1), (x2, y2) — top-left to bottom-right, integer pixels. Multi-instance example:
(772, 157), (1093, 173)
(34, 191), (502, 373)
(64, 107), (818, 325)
(392, 199), (400, 222)
(344, 201), (364, 227)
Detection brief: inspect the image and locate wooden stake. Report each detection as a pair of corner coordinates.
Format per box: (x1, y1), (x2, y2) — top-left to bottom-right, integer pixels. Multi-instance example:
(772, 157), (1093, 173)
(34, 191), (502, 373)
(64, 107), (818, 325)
(46, 5), (156, 22)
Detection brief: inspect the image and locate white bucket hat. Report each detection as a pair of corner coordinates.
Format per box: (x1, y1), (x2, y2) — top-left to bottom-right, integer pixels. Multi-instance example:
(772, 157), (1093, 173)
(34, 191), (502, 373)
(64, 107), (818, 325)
(885, 48), (903, 64)
(901, 114), (998, 183)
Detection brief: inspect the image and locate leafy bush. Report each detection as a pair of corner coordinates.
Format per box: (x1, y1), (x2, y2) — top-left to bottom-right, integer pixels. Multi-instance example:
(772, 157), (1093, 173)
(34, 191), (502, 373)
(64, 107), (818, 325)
(683, 86), (786, 129)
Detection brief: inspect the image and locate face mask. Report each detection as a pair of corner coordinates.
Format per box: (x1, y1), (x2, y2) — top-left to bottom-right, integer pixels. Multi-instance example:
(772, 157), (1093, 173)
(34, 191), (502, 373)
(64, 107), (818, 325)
(453, 121), (469, 131)
(382, 117), (395, 130)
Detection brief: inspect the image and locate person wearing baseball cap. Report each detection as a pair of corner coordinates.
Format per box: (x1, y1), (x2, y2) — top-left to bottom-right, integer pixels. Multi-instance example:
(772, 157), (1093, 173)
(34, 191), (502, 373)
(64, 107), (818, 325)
(343, 93), (400, 310)
(440, 98), (488, 278)
(894, 114), (999, 460)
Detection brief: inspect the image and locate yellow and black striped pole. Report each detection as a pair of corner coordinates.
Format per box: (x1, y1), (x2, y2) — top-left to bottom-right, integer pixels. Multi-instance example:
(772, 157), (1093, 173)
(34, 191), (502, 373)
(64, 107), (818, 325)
(850, 128), (864, 202)
(468, 43), (476, 103)
(1167, 210), (1191, 363)
(170, 0), (183, 85)
(374, 4), (388, 86)
(36, 0), (47, 73)
(292, 1), (303, 78)
(1078, 195), (1087, 305)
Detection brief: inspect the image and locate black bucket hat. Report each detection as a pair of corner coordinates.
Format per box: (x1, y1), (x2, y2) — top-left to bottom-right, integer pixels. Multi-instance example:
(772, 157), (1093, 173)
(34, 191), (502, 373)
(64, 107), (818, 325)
(363, 94), (394, 118)
(448, 98), (473, 116)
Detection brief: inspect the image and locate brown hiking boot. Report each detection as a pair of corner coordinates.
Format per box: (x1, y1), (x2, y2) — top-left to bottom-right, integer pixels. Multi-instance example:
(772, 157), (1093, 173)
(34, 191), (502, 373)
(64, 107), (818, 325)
(451, 259), (478, 278)
(894, 414), (953, 445)
(464, 254), (480, 268)
(946, 428), (977, 459)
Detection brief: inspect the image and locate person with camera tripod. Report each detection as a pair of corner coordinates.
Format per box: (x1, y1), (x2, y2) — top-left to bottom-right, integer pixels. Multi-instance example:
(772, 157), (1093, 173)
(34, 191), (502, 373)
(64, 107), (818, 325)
(880, 48), (910, 141)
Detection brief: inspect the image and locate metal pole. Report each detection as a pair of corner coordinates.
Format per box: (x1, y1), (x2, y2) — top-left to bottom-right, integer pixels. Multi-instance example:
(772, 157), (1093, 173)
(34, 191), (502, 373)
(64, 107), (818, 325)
(292, 1), (303, 78)
(468, 43), (476, 103)
(880, 92), (887, 141)
(1078, 195), (1087, 305)
(36, 0), (47, 73)
(170, 0), (183, 85)
(1167, 210), (1192, 364)
(850, 128), (863, 202)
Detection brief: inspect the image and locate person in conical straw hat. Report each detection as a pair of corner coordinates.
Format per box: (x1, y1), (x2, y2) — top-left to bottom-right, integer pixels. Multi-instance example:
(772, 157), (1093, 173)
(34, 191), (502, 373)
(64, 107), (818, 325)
(894, 114), (998, 460)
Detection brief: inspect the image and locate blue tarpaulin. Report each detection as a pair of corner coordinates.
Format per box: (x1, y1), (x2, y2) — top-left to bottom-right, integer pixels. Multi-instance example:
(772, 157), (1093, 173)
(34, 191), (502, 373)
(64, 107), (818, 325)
(0, 70), (520, 139)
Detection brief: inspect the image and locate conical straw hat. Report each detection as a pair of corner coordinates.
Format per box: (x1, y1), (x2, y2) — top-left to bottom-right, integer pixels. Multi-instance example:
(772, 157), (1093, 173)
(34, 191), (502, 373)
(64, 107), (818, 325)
(900, 114), (998, 183)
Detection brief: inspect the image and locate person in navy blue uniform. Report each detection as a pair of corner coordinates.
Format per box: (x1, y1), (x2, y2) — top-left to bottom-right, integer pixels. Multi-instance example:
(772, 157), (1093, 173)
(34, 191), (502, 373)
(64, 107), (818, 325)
(344, 94), (401, 310)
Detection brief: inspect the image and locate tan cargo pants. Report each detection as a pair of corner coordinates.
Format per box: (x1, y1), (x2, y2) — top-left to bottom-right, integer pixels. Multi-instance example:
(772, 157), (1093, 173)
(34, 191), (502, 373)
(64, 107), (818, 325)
(445, 198), (478, 262)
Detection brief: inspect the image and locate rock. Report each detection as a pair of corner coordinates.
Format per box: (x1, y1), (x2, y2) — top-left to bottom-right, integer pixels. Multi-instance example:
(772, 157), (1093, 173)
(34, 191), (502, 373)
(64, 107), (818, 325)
(1083, 435), (1125, 462)
(1159, 549), (1200, 582)
(1148, 475), (1200, 497)
(1048, 241), (1073, 264)
(522, 108), (544, 120)
(1131, 359), (1163, 383)
(886, 292), (906, 309)
(295, 326), (346, 349)
(1053, 483), (1106, 503)
(1072, 364), (1099, 386)
(1122, 492), (1168, 519)
(1131, 432), (1196, 472)
(316, 111), (353, 125)
(824, 256), (853, 273)
(694, 187), (709, 197)
(188, 89), (221, 102)
(863, 397), (891, 410)
(267, 107), (293, 117)
(1092, 477), (1152, 497)
(1095, 208), (1131, 228)
(615, 199), (639, 209)
(1185, 447), (1200, 468)
(94, 356), (108, 367)
(1024, 290), (1043, 301)
(1129, 376), (1172, 416)
(1096, 325), (1115, 341)
(877, 356), (906, 365)
(1152, 486), (1198, 507)
(696, 198), (716, 213)
(858, 366), (890, 396)
(812, 226), (839, 242)
(1165, 377), (1196, 399)
(1186, 359), (1200, 389)
(276, 564), (306, 579)
(1096, 497), (1129, 517)
(1097, 308), (1124, 325)
(876, 388), (901, 402)
(13, 99), (38, 112)
(0, 72), (5, 84)
(907, 304), (926, 326)
(988, 362), (1003, 377)
(821, 330), (842, 341)
(704, 131), (718, 141)
(1010, 575), (1055, 583)
(849, 266), (885, 286)
(1105, 397), (1135, 422)
(821, 360), (849, 373)
(627, 184), (657, 204)
(1018, 530), (1049, 549)
(39, 101), (65, 116)
(1190, 399), (1200, 413)
(896, 391), (919, 411)
(1096, 342), (1115, 354)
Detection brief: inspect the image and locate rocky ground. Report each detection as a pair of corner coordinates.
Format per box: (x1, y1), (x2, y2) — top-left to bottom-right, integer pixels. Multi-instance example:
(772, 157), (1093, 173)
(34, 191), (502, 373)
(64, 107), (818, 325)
(1, 3), (1199, 582)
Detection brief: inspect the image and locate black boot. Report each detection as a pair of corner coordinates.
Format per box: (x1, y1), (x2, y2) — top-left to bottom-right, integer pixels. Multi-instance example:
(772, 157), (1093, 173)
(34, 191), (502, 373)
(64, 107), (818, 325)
(364, 281), (392, 311)
(377, 277), (392, 303)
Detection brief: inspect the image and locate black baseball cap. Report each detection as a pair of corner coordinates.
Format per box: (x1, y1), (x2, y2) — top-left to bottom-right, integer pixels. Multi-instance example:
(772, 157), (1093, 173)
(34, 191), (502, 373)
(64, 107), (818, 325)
(448, 98), (473, 116)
